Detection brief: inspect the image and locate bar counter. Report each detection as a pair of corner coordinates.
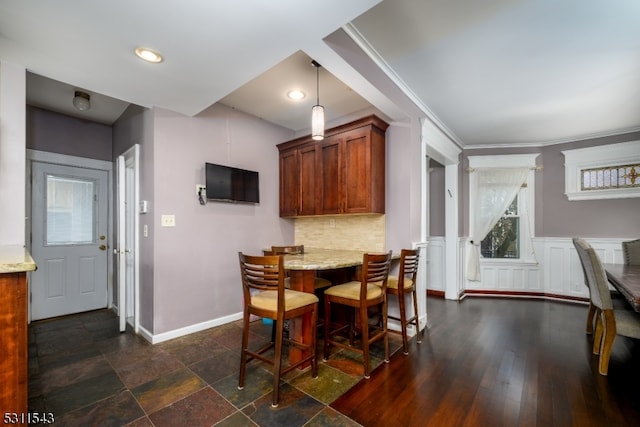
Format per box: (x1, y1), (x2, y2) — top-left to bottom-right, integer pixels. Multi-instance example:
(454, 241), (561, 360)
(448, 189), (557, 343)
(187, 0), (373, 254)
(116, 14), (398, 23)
(0, 245), (37, 273)
(282, 247), (371, 271)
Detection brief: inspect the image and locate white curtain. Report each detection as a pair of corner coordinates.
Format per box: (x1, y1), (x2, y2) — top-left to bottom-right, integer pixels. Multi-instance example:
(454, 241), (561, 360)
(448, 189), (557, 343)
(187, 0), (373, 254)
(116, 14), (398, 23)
(467, 167), (530, 281)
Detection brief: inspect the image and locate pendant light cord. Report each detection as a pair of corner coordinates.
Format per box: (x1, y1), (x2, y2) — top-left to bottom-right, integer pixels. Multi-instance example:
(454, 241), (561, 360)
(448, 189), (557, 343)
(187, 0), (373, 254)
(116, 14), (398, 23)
(316, 64), (320, 105)
(312, 60), (321, 105)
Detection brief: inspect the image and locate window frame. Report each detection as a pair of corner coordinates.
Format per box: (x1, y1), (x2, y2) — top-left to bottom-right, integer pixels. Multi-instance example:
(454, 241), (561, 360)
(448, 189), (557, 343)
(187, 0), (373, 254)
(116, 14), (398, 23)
(562, 140), (640, 201)
(481, 195), (521, 259)
(468, 154), (538, 264)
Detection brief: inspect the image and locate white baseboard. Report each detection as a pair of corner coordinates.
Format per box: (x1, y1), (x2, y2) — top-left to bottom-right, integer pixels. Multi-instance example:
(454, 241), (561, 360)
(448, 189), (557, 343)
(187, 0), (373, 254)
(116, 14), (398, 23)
(142, 311), (244, 344)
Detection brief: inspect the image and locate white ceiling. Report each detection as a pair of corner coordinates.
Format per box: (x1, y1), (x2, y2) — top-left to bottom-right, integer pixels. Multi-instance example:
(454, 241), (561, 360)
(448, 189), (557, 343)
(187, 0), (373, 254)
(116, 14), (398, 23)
(2, 0), (639, 148)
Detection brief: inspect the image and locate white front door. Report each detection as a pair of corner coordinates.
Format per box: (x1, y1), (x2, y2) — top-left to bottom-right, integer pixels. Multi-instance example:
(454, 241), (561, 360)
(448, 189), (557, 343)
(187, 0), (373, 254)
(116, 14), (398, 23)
(31, 162), (109, 320)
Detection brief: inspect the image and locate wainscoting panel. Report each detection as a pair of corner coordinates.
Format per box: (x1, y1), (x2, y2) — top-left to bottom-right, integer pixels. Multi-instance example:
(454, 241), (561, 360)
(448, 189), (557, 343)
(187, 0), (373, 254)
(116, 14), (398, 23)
(426, 237), (445, 293)
(547, 244), (567, 294)
(427, 236), (627, 301)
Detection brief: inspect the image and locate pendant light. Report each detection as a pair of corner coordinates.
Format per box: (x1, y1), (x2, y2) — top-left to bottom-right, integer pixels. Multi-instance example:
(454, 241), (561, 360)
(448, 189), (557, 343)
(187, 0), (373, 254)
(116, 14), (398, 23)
(311, 60), (324, 141)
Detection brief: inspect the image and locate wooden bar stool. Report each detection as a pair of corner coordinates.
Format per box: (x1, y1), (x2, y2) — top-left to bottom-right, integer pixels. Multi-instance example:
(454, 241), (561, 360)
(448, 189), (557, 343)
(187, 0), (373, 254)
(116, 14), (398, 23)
(237, 252), (319, 407)
(386, 248), (422, 355)
(271, 245), (332, 336)
(323, 252), (392, 378)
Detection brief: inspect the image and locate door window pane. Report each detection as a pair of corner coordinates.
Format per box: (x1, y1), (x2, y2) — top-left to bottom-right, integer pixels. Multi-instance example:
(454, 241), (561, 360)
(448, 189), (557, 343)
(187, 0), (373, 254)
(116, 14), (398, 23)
(46, 175), (95, 245)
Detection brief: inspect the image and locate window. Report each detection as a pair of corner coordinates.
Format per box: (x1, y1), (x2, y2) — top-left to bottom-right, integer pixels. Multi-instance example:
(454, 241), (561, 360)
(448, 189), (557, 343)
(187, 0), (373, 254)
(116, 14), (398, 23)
(481, 196), (520, 259)
(581, 164), (639, 191)
(468, 154), (538, 265)
(46, 174), (96, 245)
(562, 140), (640, 200)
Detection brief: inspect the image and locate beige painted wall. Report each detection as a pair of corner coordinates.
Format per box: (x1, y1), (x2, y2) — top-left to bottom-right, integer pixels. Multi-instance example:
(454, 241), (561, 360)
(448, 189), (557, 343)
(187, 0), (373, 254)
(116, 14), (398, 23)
(294, 214), (385, 252)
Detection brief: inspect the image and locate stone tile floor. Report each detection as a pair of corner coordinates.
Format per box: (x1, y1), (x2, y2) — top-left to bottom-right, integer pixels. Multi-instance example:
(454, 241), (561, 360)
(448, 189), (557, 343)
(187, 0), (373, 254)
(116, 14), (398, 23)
(28, 309), (402, 426)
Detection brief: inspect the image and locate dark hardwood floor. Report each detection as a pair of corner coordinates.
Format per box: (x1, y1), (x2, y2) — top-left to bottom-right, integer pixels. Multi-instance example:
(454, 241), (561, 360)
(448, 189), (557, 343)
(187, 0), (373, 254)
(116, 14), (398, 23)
(331, 297), (640, 427)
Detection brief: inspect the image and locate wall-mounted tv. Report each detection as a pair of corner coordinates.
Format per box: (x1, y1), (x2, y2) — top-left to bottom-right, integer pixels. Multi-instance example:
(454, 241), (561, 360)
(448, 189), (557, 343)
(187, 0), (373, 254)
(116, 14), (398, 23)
(205, 162), (260, 203)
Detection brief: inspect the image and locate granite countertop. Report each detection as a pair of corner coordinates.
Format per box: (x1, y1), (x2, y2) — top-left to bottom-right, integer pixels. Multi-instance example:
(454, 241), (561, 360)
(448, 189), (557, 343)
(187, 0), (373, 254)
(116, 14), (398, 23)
(282, 247), (387, 270)
(0, 245), (37, 274)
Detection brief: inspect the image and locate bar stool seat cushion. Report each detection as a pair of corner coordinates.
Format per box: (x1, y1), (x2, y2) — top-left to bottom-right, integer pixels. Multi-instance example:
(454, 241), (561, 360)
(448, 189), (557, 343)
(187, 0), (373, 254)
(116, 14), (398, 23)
(386, 276), (414, 290)
(325, 281), (383, 300)
(252, 290), (319, 312)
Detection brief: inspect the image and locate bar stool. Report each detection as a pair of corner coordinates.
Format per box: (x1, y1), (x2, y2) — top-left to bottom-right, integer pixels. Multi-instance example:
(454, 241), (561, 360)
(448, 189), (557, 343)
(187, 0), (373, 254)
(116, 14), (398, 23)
(323, 252), (392, 378)
(237, 252), (319, 407)
(386, 248), (422, 355)
(271, 245), (332, 335)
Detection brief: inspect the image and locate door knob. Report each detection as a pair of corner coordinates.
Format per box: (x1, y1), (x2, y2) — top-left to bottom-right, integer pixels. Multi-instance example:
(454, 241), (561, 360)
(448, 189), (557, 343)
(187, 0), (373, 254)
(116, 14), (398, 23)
(99, 244), (107, 251)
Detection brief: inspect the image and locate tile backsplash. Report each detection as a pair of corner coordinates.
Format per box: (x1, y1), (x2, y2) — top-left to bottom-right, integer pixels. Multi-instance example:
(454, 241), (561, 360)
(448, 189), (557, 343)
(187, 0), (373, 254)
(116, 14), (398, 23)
(294, 214), (385, 252)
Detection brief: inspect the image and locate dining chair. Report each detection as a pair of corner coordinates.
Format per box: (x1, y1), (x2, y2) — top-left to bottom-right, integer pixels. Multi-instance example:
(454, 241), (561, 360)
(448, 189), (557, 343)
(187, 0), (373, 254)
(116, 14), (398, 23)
(385, 248), (422, 355)
(270, 245), (332, 289)
(572, 239), (640, 375)
(622, 238), (640, 266)
(323, 252), (392, 378)
(573, 238), (630, 335)
(237, 252), (319, 407)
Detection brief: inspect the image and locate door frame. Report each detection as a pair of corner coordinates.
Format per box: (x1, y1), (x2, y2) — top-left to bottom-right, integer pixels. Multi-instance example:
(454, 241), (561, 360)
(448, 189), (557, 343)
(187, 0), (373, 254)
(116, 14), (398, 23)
(116, 144), (140, 333)
(26, 149), (114, 321)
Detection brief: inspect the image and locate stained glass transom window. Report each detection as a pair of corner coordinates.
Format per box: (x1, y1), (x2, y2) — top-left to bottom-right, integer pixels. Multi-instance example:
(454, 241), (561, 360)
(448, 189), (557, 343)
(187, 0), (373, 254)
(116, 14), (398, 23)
(581, 164), (640, 191)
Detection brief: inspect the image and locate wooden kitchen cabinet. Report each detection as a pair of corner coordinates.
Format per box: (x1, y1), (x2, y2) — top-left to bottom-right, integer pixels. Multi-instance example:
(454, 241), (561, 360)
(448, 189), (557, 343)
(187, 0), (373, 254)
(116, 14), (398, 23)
(317, 134), (342, 214)
(298, 144), (321, 216)
(279, 148), (299, 217)
(278, 142), (321, 216)
(277, 115), (388, 217)
(0, 247), (36, 426)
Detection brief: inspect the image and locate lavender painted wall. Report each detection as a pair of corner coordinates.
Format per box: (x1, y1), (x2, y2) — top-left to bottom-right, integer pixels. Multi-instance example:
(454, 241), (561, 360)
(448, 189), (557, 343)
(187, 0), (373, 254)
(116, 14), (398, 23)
(539, 133), (640, 237)
(27, 106), (112, 160)
(460, 131), (640, 238)
(149, 104), (295, 334)
(385, 122), (424, 252)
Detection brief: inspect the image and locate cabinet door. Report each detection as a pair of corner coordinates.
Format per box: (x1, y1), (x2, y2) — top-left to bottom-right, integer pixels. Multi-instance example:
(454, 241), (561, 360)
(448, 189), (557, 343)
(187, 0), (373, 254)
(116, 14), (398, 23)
(279, 149), (299, 217)
(319, 135), (343, 214)
(299, 144), (319, 215)
(0, 273), (28, 416)
(343, 128), (372, 213)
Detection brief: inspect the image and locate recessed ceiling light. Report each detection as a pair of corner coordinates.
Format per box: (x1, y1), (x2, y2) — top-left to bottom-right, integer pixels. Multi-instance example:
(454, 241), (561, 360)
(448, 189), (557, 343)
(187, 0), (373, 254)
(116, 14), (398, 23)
(135, 47), (163, 63)
(287, 90), (305, 100)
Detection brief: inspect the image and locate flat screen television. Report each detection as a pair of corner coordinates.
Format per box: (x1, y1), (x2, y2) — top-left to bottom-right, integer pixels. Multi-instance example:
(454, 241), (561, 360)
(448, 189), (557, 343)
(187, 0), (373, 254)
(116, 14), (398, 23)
(205, 162), (260, 203)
